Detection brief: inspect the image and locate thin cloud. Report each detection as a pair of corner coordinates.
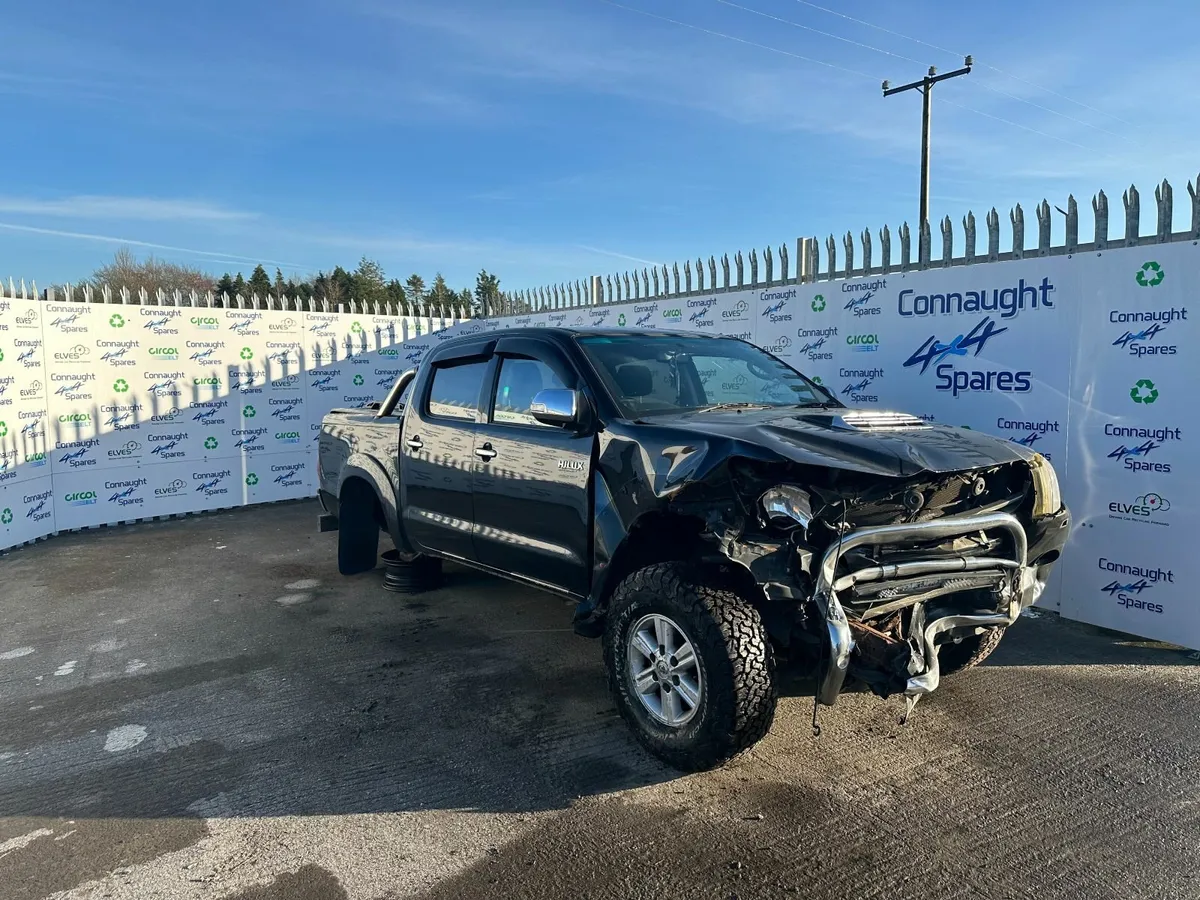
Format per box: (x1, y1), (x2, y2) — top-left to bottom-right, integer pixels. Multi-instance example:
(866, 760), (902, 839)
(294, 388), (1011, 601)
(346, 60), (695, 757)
(573, 244), (663, 267)
(0, 195), (255, 222)
(0, 221), (306, 268)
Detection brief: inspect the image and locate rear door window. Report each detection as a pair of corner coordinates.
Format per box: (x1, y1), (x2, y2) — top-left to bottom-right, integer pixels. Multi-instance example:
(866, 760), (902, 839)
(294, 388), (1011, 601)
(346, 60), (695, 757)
(427, 360), (488, 421)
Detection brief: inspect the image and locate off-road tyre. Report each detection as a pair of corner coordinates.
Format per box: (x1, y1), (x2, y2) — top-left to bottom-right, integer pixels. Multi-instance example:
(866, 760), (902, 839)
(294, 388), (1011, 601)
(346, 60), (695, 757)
(937, 625), (1007, 677)
(381, 550), (443, 594)
(603, 562), (777, 772)
(337, 481), (380, 575)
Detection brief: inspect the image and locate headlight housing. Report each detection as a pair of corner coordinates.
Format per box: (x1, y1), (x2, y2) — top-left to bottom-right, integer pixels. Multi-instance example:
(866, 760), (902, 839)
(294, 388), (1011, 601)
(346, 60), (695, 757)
(760, 485), (814, 533)
(1029, 453), (1061, 518)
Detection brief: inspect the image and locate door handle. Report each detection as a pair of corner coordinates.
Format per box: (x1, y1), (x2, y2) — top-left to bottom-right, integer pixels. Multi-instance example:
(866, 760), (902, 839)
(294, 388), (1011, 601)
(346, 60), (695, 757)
(474, 443), (497, 461)
(406, 435), (423, 451)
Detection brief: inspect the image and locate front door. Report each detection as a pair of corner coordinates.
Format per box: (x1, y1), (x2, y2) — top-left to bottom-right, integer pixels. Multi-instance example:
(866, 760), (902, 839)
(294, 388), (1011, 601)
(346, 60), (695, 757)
(471, 349), (593, 596)
(400, 356), (490, 561)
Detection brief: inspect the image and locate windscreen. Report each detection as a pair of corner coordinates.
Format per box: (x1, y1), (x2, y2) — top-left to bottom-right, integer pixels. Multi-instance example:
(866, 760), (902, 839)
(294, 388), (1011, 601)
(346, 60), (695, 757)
(576, 334), (835, 417)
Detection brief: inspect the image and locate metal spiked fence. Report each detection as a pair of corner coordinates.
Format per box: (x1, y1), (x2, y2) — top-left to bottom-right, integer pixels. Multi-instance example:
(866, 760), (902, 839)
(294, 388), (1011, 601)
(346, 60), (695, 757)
(504, 174), (1200, 311)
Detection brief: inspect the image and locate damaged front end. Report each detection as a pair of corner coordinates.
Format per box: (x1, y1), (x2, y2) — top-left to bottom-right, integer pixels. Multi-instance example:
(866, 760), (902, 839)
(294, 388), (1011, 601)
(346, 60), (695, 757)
(711, 451), (1068, 711)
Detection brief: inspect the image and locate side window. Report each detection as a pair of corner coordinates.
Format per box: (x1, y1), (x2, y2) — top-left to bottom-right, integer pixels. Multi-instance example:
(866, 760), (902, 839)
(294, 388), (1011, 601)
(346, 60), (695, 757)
(492, 357), (566, 427)
(427, 360), (488, 421)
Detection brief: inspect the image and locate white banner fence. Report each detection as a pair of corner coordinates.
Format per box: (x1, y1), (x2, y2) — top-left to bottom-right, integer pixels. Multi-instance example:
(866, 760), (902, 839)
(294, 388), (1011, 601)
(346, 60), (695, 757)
(2, 186), (1197, 650)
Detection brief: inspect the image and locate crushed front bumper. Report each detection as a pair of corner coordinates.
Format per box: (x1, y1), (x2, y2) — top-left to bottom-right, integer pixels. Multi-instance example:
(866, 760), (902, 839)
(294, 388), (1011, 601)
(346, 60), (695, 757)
(815, 505), (1070, 705)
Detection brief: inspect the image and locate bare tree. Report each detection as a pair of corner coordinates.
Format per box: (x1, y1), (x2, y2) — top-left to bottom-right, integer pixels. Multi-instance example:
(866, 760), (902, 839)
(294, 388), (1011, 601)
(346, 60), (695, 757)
(91, 248), (215, 299)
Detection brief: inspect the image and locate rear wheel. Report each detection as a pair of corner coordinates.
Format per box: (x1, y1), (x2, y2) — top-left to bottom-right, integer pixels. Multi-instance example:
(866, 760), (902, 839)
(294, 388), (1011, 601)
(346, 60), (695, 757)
(603, 562), (777, 772)
(937, 625), (1007, 677)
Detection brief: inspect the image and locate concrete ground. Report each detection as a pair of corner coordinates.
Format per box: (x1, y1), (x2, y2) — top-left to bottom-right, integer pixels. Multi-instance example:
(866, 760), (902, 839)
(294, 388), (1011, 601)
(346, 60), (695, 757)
(0, 500), (1197, 900)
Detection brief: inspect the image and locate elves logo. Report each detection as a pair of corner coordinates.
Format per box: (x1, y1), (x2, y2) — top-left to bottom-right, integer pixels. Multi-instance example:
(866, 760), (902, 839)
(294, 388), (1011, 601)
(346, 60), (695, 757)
(54, 343), (90, 362)
(722, 299), (749, 319)
(155, 479), (188, 497)
(1109, 493), (1171, 526)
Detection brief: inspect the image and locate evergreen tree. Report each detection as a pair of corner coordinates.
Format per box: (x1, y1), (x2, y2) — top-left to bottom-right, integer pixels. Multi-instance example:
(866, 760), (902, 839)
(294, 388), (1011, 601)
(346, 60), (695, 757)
(353, 257), (387, 307)
(215, 273), (235, 299)
(474, 270), (500, 318)
(232, 273), (247, 298)
(405, 274), (426, 315)
(386, 279), (408, 315)
(248, 264), (272, 297)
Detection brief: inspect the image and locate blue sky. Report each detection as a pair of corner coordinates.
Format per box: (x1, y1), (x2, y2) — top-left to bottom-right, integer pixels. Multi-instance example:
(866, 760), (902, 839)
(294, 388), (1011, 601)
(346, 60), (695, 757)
(2, 0), (1197, 295)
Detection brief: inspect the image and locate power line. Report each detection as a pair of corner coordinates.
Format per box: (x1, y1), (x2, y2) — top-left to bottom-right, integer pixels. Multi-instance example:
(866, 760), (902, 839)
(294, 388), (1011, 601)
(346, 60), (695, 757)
(939, 98), (1098, 153)
(786, 0), (1136, 128)
(597, 0), (1110, 161)
(712, 0), (925, 66)
(595, 0), (876, 80)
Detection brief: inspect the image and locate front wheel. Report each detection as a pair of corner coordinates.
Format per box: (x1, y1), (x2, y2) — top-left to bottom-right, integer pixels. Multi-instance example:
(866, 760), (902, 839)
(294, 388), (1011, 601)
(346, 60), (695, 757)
(937, 625), (1007, 677)
(603, 563), (777, 772)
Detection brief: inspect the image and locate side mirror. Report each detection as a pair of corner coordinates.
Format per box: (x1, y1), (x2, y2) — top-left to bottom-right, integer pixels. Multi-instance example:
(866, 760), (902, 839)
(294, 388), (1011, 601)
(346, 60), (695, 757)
(530, 388), (583, 427)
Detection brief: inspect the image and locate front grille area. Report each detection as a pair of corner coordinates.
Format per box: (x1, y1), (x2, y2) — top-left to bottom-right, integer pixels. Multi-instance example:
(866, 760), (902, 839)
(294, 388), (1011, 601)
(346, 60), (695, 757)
(841, 463), (1029, 530)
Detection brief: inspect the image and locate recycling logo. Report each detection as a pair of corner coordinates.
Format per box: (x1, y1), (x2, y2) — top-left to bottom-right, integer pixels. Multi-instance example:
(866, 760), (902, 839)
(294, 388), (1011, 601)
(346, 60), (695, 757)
(113, 378), (129, 393)
(245, 473), (259, 486)
(0, 349), (4, 363)
(1135, 261), (1164, 287)
(810, 376), (822, 385)
(204, 436), (219, 450)
(0, 421), (7, 438)
(811, 295), (826, 312)
(351, 321), (363, 333)
(109, 313), (125, 328)
(243, 405), (256, 418)
(618, 313), (626, 326)
(1130, 378), (1159, 404)
(0, 508), (11, 525)
(353, 374), (364, 386)
(240, 347), (254, 360)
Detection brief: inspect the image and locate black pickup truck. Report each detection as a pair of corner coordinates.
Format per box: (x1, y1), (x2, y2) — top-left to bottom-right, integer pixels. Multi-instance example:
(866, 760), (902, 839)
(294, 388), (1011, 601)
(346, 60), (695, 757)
(318, 327), (1069, 770)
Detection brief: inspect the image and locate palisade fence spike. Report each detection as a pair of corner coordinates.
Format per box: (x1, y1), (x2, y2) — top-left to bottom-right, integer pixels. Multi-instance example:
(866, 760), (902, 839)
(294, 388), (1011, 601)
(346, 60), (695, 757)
(964, 211), (977, 263)
(18, 278), (27, 300)
(1011, 204), (1025, 260)
(695, 258), (704, 292)
(684, 260), (693, 294)
(879, 227), (891, 275)
(119, 286), (130, 305)
(842, 232), (854, 277)
(155, 287), (167, 305)
(623, 271), (631, 301)
(1093, 189), (1109, 249)
(824, 235), (836, 281)
(779, 243), (789, 284)
(941, 216), (953, 267)
(987, 208), (1001, 260)
(764, 245), (773, 285)
(1123, 184), (1140, 246)
(899, 223), (911, 272)
(1156, 179), (1173, 242)
(860, 230), (871, 273)
(1063, 195), (1079, 253)
(641, 268), (650, 298)
(651, 266), (660, 297)
(323, 297), (330, 313)
(807, 237), (819, 283)
(64, 283), (74, 303)
(138, 286), (149, 305)
(670, 261), (679, 295)
(660, 264), (669, 296)
(6, 276), (13, 298)
(1036, 200), (1052, 256)
(735, 251), (744, 288)
(605, 274), (613, 303)
(918, 219), (932, 269)
(749, 249), (758, 287)
(1189, 173), (1200, 238)
(84, 283), (94, 303)
(711, 255), (720, 290)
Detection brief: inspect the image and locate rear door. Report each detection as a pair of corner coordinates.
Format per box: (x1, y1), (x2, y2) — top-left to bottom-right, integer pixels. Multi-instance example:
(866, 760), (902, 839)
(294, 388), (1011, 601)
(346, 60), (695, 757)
(470, 337), (593, 596)
(400, 351), (491, 561)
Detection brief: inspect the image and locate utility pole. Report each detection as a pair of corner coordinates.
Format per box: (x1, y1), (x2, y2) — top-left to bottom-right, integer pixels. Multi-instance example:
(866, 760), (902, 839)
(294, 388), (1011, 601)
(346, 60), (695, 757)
(883, 56), (972, 228)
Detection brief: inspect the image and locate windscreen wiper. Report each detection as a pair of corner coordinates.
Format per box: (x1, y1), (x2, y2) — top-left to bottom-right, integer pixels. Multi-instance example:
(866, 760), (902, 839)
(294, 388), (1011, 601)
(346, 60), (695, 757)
(693, 402), (773, 413)
(795, 400), (842, 409)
